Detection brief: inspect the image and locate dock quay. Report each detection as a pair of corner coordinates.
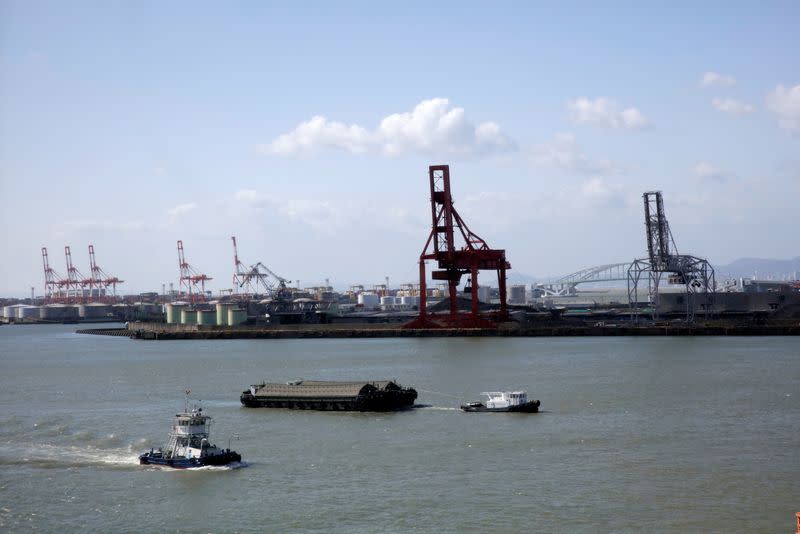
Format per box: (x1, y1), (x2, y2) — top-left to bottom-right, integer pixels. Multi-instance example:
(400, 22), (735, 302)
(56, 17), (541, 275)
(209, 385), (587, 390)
(76, 321), (800, 339)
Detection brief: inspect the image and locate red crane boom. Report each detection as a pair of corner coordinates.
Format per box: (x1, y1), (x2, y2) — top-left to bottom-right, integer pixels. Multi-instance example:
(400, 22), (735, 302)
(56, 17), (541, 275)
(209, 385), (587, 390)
(406, 165), (510, 329)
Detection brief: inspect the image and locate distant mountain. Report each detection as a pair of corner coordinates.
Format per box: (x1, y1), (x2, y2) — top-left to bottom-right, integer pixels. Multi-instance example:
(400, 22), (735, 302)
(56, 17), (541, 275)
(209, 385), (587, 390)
(713, 257), (800, 280)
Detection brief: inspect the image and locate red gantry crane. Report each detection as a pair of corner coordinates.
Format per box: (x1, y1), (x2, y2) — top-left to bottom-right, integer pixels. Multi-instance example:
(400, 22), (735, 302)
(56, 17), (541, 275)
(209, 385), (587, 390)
(177, 240), (212, 304)
(41, 247), (66, 303)
(88, 245), (124, 302)
(405, 165), (511, 329)
(62, 245), (88, 303)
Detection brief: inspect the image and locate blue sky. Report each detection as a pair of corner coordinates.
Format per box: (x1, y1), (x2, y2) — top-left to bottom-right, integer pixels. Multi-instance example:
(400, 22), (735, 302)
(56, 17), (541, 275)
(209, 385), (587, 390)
(1, 1), (798, 296)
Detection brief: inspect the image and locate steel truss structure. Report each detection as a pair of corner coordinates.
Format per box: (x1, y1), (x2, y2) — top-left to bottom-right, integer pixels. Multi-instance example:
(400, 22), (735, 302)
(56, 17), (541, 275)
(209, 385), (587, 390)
(177, 240), (212, 304)
(539, 262), (631, 296)
(627, 192), (715, 323)
(231, 236), (291, 298)
(406, 165), (510, 329)
(41, 245), (123, 304)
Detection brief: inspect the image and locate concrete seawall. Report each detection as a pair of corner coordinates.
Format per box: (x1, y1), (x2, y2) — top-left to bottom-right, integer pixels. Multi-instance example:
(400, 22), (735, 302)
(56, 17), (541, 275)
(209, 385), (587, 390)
(76, 322), (800, 339)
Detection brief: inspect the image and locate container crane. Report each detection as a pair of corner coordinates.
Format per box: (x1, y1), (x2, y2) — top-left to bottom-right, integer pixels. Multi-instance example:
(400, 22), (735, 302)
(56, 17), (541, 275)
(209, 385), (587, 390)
(88, 245), (124, 302)
(177, 240), (212, 304)
(41, 247), (66, 303)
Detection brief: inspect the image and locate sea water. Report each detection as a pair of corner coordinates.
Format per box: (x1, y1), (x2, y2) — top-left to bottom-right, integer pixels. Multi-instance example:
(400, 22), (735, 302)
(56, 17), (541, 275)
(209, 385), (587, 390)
(0, 324), (798, 532)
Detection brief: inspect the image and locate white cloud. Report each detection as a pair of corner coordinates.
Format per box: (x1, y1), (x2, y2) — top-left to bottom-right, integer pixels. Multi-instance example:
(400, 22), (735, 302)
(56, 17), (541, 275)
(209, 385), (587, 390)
(530, 133), (624, 175)
(699, 72), (736, 88)
(167, 203), (197, 217)
(691, 162), (728, 181)
(567, 97), (649, 130)
(577, 178), (626, 208)
(766, 84), (800, 133)
(711, 98), (754, 115)
(259, 98), (516, 157)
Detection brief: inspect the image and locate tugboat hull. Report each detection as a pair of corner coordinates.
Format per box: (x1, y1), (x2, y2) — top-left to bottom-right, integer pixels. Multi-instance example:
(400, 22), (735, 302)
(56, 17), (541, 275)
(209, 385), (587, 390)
(460, 400), (540, 413)
(139, 450), (241, 469)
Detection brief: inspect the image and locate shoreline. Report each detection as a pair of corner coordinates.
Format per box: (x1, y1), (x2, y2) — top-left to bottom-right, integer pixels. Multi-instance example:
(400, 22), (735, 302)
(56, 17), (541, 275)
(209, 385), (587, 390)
(76, 323), (800, 339)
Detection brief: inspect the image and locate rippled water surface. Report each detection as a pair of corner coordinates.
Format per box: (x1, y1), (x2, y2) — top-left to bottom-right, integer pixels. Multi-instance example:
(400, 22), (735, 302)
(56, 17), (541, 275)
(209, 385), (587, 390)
(1, 324), (798, 532)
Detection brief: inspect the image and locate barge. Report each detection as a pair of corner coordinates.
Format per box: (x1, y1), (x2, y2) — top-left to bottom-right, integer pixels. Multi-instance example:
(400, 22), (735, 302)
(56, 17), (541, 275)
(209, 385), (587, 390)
(240, 380), (418, 411)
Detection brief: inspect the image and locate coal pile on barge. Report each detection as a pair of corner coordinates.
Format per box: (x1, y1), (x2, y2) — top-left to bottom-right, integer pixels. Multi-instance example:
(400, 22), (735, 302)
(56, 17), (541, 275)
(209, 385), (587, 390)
(240, 380), (418, 411)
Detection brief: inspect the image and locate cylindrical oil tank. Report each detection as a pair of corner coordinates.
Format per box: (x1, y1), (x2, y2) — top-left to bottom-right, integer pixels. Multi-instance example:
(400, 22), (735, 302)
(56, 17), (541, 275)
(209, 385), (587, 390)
(400, 296), (416, 306)
(509, 284), (526, 303)
(19, 306), (40, 319)
(166, 303), (187, 324)
(3, 305), (21, 318)
(196, 310), (216, 325)
(79, 303), (111, 319)
(180, 309), (197, 325)
(227, 308), (247, 326)
(380, 296), (394, 306)
(216, 302), (235, 326)
(40, 304), (66, 320)
(358, 293), (379, 309)
(477, 286), (491, 303)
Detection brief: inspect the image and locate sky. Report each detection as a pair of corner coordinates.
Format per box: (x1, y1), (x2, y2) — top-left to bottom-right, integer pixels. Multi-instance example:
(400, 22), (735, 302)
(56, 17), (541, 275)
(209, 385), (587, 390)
(1, 1), (798, 297)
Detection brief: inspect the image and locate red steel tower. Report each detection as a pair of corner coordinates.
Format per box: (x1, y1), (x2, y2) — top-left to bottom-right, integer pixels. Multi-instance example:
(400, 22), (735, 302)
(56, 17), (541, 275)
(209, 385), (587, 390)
(41, 247), (65, 303)
(177, 240), (212, 304)
(88, 245), (124, 302)
(406, 165), (510, 329)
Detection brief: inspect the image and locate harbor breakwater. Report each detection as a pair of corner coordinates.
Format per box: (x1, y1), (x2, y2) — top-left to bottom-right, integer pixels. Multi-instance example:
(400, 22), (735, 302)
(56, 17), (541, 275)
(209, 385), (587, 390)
(76, 321), (800, 339)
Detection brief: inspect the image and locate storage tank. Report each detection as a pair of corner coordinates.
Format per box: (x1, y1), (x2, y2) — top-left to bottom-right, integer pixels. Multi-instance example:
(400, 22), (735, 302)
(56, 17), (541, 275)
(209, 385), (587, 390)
(400, 296), (419, 306)
(166, 303), (187, 324)
(79, 303), (111, 319)
(180, 309), (197, 325)
(380, 296), (395, 310)
(358, 293), (379, 309)
(477, 286), (491, 303)
(18, 306), (40, 319)
(509, 284), (527, 304)
(40, 304), (67, 321)
(196, 310), (216, 326)
(227, 308), (247, 326)
(216, 302), (235, 326)
(3, 305), (21, 318)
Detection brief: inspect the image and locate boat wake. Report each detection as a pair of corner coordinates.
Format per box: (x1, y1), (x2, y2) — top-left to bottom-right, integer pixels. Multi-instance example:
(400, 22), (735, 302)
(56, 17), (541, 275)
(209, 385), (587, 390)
(144, 461), (249, 472)
(0, 443), (140, 470)
(417, 406), (459, 411)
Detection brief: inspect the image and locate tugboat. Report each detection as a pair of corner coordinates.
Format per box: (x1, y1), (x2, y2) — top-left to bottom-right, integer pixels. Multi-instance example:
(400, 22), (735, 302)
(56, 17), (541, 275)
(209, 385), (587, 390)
(139, 395), (242, 468)
(460, 391), (540, 413)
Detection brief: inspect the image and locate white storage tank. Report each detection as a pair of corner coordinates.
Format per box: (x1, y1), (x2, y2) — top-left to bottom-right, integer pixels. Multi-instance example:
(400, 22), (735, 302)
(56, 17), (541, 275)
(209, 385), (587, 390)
(3, 305), (22, 318)
(358, 293), (379, 309)
(166, 303), (187, 324)
(380, 296), (395, 309)
(79, 303), (111, 319)
(216, 302), (235, 326)
(477, 286), (491, 303)
(227, 308), (247, 326)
